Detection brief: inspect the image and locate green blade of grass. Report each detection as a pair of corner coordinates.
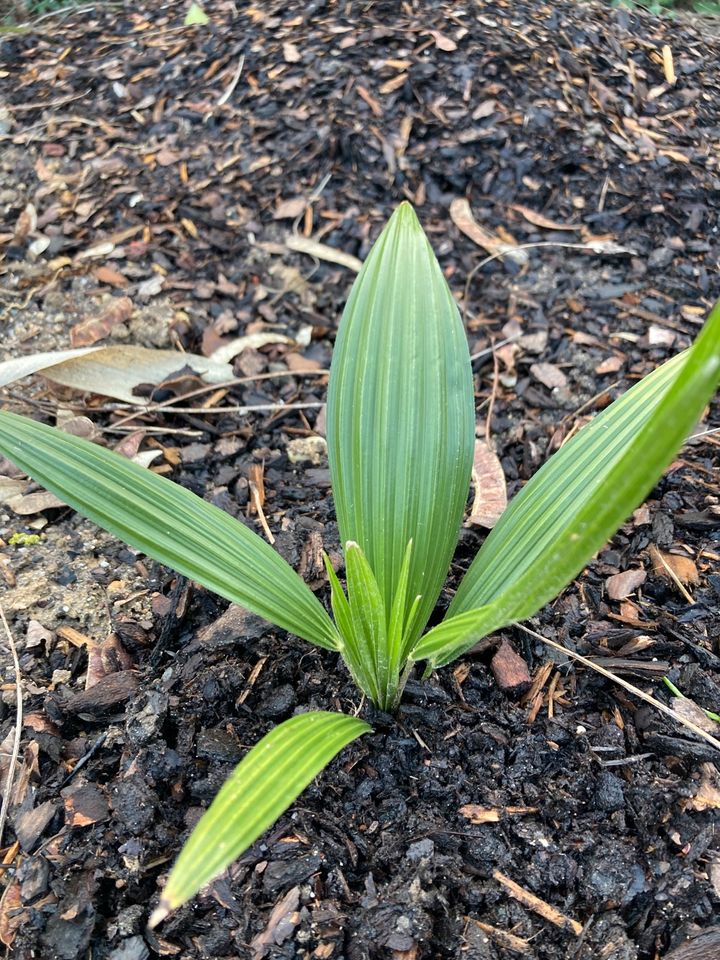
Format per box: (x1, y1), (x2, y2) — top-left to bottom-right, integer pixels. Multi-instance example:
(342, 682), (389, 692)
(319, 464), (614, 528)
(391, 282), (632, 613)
(150, 711), (370, 925)
(412, 302), (720, 667)
(0, 411), (339, 649)
(326, 203), (475, 653)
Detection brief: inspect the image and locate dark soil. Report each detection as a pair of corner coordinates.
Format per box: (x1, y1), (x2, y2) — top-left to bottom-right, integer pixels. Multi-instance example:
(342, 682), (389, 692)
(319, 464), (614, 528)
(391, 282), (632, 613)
(1, 1), (719, 959)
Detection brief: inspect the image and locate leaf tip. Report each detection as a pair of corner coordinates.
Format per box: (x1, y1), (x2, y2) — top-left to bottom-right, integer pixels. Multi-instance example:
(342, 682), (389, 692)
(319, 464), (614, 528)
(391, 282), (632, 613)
(345, 540), (360, 551)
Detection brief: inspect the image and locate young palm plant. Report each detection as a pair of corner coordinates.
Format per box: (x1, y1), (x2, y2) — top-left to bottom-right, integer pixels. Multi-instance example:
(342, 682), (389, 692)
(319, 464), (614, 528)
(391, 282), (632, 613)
(0, 203), (718, 925)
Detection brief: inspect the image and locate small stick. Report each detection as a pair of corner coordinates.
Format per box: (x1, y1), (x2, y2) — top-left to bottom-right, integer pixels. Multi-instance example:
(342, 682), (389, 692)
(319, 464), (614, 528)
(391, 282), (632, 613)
(464, 917), (532, 955)
(249, 482), (275, 544)
(493, 869), (583, 936)
(518, 624), (720, 752)
(0, 604), (22, 849)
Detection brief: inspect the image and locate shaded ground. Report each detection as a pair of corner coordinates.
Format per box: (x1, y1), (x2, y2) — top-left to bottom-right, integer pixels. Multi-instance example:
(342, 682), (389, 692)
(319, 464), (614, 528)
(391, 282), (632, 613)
(0, 1), (719, 958)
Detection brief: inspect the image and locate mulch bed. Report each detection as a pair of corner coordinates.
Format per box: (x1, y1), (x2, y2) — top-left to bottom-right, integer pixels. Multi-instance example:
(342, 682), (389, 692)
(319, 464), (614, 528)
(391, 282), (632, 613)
(1, 1), (719, 958)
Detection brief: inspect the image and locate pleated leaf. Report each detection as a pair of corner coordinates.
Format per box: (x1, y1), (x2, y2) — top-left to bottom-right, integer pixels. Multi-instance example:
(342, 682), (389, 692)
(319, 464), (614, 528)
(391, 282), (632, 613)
(0, 411), (338, 649)
(150, 711), (370, 925)
(326, 202), (475, 651)
(413, 301), (720, 667)
(324, 552), (380, 703)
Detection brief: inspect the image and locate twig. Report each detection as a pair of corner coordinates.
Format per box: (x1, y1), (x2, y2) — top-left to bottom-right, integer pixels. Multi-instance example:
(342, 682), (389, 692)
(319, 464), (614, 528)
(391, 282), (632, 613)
(484, 338), (500, 446)
(688, 426), (720, 441)
(61, 733), (107, 787)
(517, 624), (720, 752)
(463, 917), (532, 955)
(248, 482), (275, 545)
(492, 869), (583, 935)
(0, 604), (22, 849)
(461, 239), (633, 326)
(204, 54), (245, 124)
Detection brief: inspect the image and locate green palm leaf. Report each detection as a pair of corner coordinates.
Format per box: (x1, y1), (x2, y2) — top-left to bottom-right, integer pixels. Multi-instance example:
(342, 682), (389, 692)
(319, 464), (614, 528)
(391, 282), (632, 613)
(0, 411), (338, 649)
(150, 711), (370, 925)
(413, 301), (720, 666)
(326, 202), (475, 653)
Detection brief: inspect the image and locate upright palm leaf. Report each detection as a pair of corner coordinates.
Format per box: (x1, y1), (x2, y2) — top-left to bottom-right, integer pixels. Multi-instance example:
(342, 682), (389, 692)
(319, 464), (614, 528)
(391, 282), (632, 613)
(326, 202), (475, 654)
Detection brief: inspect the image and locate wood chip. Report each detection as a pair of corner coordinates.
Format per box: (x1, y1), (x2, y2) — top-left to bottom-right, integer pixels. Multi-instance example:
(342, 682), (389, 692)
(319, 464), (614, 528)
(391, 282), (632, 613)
(684, 763), (720, 812)
(606, 568), (646, 600)
(282, 42), (301, 63)
(61, 782), (109, 827)
(490, 639), (531, 698)
(63, 671), (139, 715)
(530, 362), (567, 390)
(274, 197), (306, 220)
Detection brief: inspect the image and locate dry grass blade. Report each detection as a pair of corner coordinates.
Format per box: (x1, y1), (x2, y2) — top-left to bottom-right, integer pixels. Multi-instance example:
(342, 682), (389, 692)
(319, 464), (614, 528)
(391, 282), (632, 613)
(0, 604), (22, 848)
(518, 624), (720, 752)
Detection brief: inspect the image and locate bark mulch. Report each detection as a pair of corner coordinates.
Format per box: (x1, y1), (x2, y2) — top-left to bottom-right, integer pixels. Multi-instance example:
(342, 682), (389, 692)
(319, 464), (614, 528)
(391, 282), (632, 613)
(0, 1), (719, 958)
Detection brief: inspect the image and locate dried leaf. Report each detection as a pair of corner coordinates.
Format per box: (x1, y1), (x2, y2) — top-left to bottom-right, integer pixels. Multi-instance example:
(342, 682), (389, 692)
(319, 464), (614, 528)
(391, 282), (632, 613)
(0, 881), (23, 948)
(595, 355), (623, 375)
(62, 782), (109, 827)
(94, 265), (128, 287)
(468, 440), (507, 529)
(510, 205), (581, 231)
(606, 568), (646, 600)
(449, 198), (527, 265)
(70, 297), (134, 347)
(285, 235), (362, 272)
(0, 345), (233, 403)
(210, 332), (293, 365)
(429, 30), (457, 51)
(649, 545), (699, 585)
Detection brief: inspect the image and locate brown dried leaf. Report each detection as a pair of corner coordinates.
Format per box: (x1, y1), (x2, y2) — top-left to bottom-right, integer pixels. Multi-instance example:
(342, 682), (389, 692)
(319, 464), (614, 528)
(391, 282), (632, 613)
(429, 30), (457, 51)
(450, 198), (527, 264)
(70, 296), (134, 347)
(0, 880), (23, 947)
(510, 204), (581, 231)
(468, 440), (506, 529)
(606, 568), (647, 600)
(94, 265), (129, 287)
(649, 546), (699, 585)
